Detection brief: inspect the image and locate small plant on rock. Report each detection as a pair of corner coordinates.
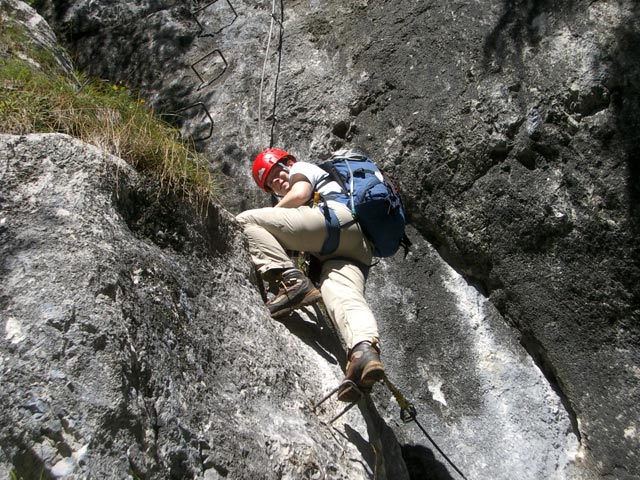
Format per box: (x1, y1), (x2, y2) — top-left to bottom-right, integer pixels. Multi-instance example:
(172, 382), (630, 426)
(0, 13), (217, 209)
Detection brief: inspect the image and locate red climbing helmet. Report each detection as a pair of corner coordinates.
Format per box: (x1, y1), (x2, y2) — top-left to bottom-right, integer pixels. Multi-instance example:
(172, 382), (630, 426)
(251, 148), (296, 191)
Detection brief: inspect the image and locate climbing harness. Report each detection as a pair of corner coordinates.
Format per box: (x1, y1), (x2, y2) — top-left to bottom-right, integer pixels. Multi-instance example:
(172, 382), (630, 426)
(258, 0), (285, 149)
(315, 375), (470, 480)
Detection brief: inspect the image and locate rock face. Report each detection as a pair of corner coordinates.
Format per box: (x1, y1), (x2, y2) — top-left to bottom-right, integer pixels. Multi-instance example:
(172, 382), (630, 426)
(4, 0), (640, 479)
(1, 133), (407, 479)
(0, 0), (73, 76)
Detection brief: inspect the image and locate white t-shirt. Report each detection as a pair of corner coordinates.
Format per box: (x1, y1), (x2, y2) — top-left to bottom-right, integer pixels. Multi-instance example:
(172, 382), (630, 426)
(288, 162), (342, 198)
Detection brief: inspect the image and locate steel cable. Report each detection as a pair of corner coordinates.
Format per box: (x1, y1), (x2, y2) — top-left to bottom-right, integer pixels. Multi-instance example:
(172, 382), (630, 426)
(258, 0), (284, 149)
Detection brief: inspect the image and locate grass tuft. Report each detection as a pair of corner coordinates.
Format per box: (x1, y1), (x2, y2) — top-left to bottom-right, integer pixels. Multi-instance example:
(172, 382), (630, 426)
(0, 14), (217, 209)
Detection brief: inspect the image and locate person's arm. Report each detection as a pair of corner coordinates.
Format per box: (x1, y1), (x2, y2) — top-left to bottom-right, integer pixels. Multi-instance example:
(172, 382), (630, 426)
(275, 174), (313, 208)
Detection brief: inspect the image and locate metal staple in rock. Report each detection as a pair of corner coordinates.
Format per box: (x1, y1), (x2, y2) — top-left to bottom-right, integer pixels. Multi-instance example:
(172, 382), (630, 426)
(192, 0), (238, 37)
(169, 0), (284, 145)
(168, 0), (239, 141)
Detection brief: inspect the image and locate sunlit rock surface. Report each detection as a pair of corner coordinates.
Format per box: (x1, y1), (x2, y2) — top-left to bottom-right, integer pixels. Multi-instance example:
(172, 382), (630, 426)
(3, 0), (640, 478)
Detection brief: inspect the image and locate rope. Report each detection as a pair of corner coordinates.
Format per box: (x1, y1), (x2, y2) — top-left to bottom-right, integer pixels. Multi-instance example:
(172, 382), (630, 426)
(269, 0), (285, 148)
(383, 376), (469, 480)
(258, 0), (285, 149)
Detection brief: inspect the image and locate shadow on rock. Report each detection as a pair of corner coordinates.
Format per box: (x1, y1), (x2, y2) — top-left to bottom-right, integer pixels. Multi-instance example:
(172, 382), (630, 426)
(344, 424), (376, 479)
(276, 304), (345, 367)
(278, 306), (418, 479)
(483, 0), (574, 71)
(360, 396), (412, 480)
(402, 443), (455, 480)
(609, 2), (640, 235)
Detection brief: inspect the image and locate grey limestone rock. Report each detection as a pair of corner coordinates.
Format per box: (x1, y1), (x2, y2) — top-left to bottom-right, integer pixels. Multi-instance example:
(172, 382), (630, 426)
(8, 0), (640, 478)
(0, 133), (401, 479)
(0, 0), (74, 76)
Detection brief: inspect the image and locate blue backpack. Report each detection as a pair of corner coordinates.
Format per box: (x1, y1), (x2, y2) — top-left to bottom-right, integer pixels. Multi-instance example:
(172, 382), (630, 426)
(315, 149), (411, 258)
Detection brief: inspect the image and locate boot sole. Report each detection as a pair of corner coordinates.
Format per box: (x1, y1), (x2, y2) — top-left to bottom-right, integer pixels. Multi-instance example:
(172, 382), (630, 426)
(337, 362), (385, 402)
(270, 289), (322, 318)
(337, 383), (365, 403)
(360, 361), (385, 388)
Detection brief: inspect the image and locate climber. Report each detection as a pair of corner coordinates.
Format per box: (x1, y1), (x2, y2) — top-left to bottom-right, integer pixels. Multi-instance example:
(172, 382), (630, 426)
(236, 147), (385, 402)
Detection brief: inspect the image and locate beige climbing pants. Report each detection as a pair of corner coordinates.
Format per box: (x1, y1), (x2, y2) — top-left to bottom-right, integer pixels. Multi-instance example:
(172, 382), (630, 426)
(236, 202), (379, 350)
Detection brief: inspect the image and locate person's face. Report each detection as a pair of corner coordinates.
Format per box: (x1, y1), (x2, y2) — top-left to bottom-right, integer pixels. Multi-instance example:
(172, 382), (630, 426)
(265, 163), (290, 196)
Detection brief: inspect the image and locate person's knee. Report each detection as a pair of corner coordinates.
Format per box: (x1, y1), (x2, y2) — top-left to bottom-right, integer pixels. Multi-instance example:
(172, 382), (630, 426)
(321, 263), (366, 293)
(236, 209), (258, 227)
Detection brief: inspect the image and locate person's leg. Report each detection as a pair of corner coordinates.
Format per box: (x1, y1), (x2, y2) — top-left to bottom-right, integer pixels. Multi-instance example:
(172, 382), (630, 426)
(319, 259), (384, 401)
(236, 206), (327, 316)
(236, 206), (328, 274)
(319, 259), (378, 349)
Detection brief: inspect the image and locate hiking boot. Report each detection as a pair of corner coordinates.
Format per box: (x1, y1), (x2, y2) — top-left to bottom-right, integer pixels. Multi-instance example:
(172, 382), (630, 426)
(337, 341), (385, 402)
(266, 268), (322, 318)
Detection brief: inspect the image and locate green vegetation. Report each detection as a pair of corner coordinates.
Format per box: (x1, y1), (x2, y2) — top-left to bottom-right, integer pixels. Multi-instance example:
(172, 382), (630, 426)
(8, 468), (45, 480)
(0, 14), (217, 209)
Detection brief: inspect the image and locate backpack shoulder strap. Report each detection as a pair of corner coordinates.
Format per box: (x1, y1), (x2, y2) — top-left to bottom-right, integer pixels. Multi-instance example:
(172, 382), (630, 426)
(316, 160), (349, 194)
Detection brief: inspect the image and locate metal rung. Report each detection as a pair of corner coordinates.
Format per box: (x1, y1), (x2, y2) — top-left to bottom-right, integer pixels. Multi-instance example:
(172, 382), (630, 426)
(314, 380), (364, 424)
(191, 49), (228, 90)
(191, 0), (238, 37)
(326, 400), (359, 424)
(172, 102), (214, 141)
